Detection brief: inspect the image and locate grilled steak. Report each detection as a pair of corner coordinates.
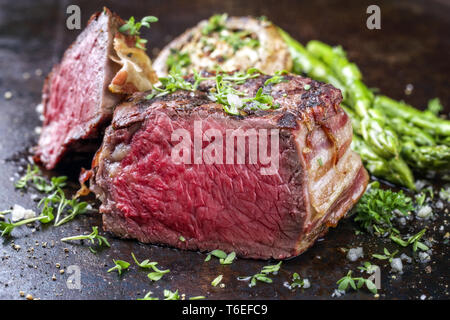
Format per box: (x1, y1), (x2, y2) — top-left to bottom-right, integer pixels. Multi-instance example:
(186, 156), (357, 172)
(90, 73), (368, 259)
(35, 8), (157, 169)
(153, 15), (292, 77)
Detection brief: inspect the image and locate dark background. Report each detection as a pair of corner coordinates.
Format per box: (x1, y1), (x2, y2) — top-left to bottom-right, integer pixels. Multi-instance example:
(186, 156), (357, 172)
(0, 0), (448, 300)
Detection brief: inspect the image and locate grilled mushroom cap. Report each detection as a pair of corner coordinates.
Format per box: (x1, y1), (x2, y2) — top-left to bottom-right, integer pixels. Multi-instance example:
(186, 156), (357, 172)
(153, 15), (293, 77)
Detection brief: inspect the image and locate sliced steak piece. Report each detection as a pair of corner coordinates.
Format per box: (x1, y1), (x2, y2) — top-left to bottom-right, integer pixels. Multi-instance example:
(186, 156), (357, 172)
(35, 8), (157, 169)
(91, 74), (368, 259)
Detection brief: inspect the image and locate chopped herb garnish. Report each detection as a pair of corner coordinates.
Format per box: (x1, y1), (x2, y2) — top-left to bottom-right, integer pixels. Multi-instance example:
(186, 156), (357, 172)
(239, 261), (282, 287)
(15, 164), (40, 189)
(138, 291), (159, 300)
(15, 164), (67, 193)
(317, 158), (323, 166)
(264, 71), (289, 86)
(61, 226), (110, 247)
(189, 296), (206, 300)
(219, 30), (259, 52)
(358, 261), (379, 274)
(336, 270), (377, 294)
(415, 192), (426, 207)
(354, 183), (413, 234)
(179, 235), (186, 242)
(107, 259), (130, 275)
(390, 229), (429, 252)
(145, 68), (278, 116)
(303, 84), (311, 90)
(202, 14), (227, 35)
(15, 165), (88, 227)
(166, 49), (191, 73)
(131, 252), (170, 281)
(372, 248), (398, 262)
(164, 289), (180, 300)
(290, 273), (307, 289)
(220, 251), (236, 265)
(211, 274), (223, 287)
(147, 265), (170, 281)
(209, 249), (227, 259)
(0, 214), (51, 237)
(119, 16), (158, 50)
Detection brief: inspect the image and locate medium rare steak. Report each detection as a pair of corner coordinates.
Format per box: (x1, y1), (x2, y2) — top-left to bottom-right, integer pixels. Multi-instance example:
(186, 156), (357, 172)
(91, 73), (368, 259)
(35, 8), (157, 169)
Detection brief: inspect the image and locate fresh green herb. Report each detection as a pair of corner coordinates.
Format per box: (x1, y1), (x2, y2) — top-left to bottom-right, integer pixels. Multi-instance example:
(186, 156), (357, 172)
(138, 291), (159, 300)
(55, 198), (88, 226)
(303, 84), (311, 90)
(211, 274), (223, 287)
(179, 235), (186, 242)
(219, 30), (259, 52)
(261, 261), (282, 274)
(390, 228), (429, 252)
(119, 16), (158, 50)
(408, 229), (429, 252)
(239, 261), (282, 287)
(354, 184), (413, 234)
(209, 249), (227, 259)
(0, 214), (51, 237)
(204, 254), (212, 262)
(210, 69), (277, 115)
(131, 252), (170, 281)
(145, 68), (277, 116)
(426, 98), (443, 116)
(336, 270), (377, 294)
(389, 234), (408, 247)
(61, 226), (110, 247)
(415, 193), (426, 207)
(89, 247), (97, 254)
(147, 265), (170, 281)
(220, 251), (236, 265)
(15, 164), (67, 193)
(189, 296), (206, 300)
(202, 14), (227, 35)
(145, 71), (195, 100)
(317, 158), (323, 166)
(15, 164), (40, 189)
(14, 166), (85, 227)
(290, 273), (305, 289)
(166, 49), (191, 73)
(358, 261), (379, 274)
(372, 248), (398, 262)
(131, 252), (156, 268)
(264, 71), (289, 86)
(107, 259), (130, 275)
(164, 289), (180, 300)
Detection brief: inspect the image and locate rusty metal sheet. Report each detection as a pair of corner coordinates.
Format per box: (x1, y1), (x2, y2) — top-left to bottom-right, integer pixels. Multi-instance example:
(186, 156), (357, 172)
(0, 0), (448, 300)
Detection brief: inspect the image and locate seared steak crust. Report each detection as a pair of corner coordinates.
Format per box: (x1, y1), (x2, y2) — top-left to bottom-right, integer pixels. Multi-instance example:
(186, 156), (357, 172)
(91, 74), (368, 259)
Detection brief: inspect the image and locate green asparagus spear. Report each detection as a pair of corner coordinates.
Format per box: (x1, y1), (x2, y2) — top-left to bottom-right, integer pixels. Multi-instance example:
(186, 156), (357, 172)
(351, 135), (415, 189)
(306, 40), (362, 85)
(360, 110), (399, 159)
(278, 28), (346, 96)
(374, 95), (450, 137)
(341, 104), (361, 134)
(401, 140), (450, 170)
(386, 117), (435, 146)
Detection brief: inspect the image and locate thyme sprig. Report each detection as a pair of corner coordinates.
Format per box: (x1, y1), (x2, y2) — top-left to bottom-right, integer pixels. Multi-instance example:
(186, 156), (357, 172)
(238, 261), (282, 287)
(61, 226), (110, 247)
(119, 16), (158, 50)
(336, 270), (377, 294)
